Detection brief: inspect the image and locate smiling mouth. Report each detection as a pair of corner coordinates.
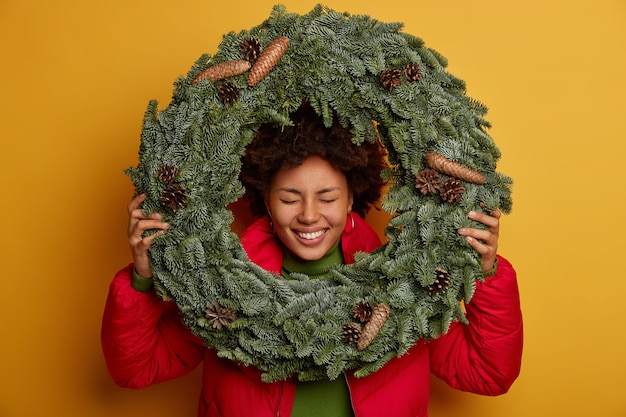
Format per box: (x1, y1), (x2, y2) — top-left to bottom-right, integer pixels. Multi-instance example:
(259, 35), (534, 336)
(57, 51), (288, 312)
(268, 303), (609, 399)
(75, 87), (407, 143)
(296, 229), (327, 240)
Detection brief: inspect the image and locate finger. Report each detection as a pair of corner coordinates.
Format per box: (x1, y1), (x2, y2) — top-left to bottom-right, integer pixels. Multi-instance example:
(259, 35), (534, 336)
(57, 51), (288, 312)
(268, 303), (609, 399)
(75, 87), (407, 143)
(127, 195), (164, 235)
(128, 193), (147, 215)
(458, 222), (498, 250)
(137, 229), (166, 248)
(465, 235), (498, 272)
(130, 210), (163, 223)
(468, 210), (498, 227)
(460, 227), (493, 244)
(130, 230), (166, 258)
(464, 234), (489, 255)
(468, 210), (500, 235)
(129, 218), (170, 240)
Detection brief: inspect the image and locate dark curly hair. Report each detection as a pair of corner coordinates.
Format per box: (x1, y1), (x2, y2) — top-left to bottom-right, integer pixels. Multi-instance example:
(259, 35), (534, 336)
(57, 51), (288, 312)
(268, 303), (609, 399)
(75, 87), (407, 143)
(240, 104), (389, 218)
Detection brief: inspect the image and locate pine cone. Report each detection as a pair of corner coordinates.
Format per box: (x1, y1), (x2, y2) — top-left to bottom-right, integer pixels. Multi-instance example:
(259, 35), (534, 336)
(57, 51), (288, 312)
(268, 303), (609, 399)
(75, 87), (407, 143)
(428, 268), (450, 296)
(342, 322), (362, 344)
(157, 164), (179, 184)
(240, 37), (263, 62)
(160, 183), (187, 212)
(424, 152), (486, 184)
(415, 169), (441, 195)
(191, 59), (251, 85)
(357, 303), (390, 350)
(205, 300), (237, 330)
(404, 63), (422, 82)
(380, 68), (402, 91)
(352, 301), (373, 323)
(218, 82), (240, 105)
(439, 178), (464, 203)
(248, 36), (290, 86)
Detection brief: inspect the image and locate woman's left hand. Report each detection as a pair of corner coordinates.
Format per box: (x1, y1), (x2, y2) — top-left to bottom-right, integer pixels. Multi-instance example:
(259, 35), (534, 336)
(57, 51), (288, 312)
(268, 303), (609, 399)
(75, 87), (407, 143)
(457, 209), (501, 273)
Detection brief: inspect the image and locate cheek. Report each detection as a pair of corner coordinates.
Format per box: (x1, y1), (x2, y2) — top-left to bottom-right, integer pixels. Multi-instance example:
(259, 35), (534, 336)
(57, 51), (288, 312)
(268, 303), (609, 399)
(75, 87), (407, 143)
(269, 203), (295, 227)
(324, 205), (349, 227)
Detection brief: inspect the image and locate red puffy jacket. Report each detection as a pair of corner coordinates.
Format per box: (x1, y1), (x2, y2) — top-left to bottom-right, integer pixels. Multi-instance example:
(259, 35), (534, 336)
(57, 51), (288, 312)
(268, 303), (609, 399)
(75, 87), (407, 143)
(102, 214), (523, 417)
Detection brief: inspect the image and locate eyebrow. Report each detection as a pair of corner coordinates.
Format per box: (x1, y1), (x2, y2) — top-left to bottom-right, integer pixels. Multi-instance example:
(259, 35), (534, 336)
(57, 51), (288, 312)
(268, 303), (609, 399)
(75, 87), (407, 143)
(278, 187), (341, 195)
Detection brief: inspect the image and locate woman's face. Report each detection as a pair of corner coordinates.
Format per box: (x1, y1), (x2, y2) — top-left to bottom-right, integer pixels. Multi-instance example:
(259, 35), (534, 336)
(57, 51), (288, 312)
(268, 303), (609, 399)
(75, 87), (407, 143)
(266, 155), (353, 261)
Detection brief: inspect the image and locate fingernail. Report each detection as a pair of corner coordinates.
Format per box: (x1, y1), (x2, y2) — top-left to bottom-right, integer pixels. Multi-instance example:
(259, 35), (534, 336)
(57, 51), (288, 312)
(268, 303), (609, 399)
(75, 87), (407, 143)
(468, 211), (476, 218)
(466, 236), (474, 242)
(458, 228), (466, 234)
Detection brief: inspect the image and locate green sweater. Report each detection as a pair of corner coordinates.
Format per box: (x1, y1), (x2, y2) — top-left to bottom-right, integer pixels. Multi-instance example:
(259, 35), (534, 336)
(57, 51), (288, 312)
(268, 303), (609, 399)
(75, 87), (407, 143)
(282, 242), (354, 417)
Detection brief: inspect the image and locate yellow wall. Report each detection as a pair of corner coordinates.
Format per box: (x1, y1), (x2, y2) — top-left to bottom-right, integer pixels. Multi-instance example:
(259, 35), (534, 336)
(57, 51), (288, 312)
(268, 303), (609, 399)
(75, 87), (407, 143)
(1, 1), (624, 416)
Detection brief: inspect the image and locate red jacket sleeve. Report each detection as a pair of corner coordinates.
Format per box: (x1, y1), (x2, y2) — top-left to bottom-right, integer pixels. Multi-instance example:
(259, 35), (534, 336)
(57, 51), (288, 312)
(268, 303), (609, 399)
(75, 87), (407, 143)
(100, 264), (206, 388)
(427, 255), (523, 395)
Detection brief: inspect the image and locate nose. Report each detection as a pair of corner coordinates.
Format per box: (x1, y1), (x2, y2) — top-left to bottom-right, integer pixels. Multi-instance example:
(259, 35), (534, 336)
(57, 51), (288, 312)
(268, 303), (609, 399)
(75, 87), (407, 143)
(297, 201), (319, 224)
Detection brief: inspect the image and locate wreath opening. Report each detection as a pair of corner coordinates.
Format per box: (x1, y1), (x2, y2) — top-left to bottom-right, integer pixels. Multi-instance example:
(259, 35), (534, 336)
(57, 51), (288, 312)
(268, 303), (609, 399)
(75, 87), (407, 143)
(126, 4), (513, 382)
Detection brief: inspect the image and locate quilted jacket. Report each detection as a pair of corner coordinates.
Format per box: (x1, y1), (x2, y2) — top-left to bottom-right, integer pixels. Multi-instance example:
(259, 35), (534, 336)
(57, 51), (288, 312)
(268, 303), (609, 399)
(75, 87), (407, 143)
(101, 214), (523, 416)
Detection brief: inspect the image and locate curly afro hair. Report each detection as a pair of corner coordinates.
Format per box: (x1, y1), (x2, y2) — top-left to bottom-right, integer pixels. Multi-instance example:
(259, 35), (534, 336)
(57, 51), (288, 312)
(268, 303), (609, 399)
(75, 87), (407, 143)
(240, 104), (389, 218)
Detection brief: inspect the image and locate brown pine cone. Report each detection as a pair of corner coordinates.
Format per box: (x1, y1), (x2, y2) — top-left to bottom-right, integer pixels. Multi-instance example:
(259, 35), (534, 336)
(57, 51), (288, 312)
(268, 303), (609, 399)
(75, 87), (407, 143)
(424, 152), (486, 185)
(240, 37), (263, 62)
(415, 169), (441, 195)
(428, 267), (451, 296)
(342, 322), (362, 344)
(205, 300), (237, 330)
(247, 36), (290, 86)
(218, 82), (240, 105)
(352, 301), (373, 323)
(191, 59), (251, 85)
(160, 183), (187, 212)
(404, 63), (422, 82)
(357, 303), (390, 350)
(439, 178), (464, 203)
(380, 68), (402, 91)
(157, 164), (179, 184)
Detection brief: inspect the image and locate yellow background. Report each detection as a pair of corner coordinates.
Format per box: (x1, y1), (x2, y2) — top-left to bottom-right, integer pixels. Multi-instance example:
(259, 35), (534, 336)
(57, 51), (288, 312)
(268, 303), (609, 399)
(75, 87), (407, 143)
(1, 0), (624, 416)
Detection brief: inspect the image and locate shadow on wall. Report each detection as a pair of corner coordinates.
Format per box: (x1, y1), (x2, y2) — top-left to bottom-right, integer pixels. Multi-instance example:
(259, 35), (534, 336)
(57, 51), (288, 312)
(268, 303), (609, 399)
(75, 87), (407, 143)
(429, 375), (480, 415)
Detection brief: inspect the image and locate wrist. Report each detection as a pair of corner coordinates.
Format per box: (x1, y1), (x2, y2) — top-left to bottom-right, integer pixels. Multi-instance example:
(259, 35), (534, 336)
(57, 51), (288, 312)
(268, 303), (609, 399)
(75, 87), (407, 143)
(131, 268), (154, 292)
(132, 256), (153, 279)
(481, 257), (498, 278)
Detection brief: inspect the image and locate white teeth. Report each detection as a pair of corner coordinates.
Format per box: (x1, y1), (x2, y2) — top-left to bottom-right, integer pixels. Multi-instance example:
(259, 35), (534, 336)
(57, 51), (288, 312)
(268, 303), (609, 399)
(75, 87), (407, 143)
(297, 230), (325, 240)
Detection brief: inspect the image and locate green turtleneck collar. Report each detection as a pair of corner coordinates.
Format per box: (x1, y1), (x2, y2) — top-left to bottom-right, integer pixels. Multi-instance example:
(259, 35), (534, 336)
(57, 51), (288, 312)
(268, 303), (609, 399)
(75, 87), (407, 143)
(282, 240), (344, 280)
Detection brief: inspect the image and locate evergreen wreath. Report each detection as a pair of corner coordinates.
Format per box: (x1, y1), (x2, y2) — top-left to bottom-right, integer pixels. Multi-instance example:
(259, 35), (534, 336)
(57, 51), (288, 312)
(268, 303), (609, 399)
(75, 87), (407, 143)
(126, 4), (513, 382)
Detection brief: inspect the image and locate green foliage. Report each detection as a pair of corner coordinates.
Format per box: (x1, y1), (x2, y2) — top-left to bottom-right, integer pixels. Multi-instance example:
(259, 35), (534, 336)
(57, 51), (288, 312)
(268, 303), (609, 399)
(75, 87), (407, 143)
(127, 4), (512, 381)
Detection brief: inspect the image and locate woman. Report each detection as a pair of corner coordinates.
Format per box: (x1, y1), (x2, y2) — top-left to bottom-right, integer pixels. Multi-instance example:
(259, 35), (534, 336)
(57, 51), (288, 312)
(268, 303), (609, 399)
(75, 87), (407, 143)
(102, 105), (523, 417)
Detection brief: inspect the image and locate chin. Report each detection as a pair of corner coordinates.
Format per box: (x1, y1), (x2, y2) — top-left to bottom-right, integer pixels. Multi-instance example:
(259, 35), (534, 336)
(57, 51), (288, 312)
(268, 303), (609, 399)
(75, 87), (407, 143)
(293, 251), (325, 261)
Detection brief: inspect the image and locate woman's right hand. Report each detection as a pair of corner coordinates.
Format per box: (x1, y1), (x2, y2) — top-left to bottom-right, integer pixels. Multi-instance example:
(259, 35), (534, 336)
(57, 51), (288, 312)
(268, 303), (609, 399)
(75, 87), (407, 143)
(127, 194), (169, 278)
